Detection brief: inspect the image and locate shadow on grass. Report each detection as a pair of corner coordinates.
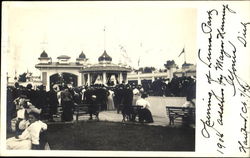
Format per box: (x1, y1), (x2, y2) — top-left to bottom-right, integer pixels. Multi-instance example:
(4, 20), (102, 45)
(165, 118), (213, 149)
(47, 120), (195, 151)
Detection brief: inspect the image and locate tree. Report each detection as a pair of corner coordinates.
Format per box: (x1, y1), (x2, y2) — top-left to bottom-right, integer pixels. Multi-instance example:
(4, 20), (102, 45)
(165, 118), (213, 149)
(18, 72), (27, 82)
(143, 67), (155, 73)
(164, 60), (177, 70)
(138, 67), (156, 73)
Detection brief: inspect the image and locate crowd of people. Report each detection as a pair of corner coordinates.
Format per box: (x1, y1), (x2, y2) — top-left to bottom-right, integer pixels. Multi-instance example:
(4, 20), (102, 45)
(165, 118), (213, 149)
(146, 76), (196, 99)
(6, 82), (154, 150)
(6, 82), (154, 128)
(6, 78), (196, 150)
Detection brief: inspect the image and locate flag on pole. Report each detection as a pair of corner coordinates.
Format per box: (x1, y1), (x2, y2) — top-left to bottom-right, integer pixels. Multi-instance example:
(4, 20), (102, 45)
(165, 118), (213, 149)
(178, 48), (185, 57)
(119, 45), (132, 64)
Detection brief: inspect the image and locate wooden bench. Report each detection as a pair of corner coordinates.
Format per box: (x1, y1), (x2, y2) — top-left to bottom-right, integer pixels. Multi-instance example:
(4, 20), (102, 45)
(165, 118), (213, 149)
(74, 103), (89, 122)
(166, 106), (195, 126)
(121, 105), (143, 122)
(74, 103), (103, 122)
(131, 105), (143, 121)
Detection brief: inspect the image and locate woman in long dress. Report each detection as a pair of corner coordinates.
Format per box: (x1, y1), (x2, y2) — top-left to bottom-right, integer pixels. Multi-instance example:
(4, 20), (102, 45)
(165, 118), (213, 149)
(136, 93), (154, 123)
(106, 89), (115, 110)
(132, 88), (140, 105)
(6, 111), (47, 150)
(61, 87), (74, 121)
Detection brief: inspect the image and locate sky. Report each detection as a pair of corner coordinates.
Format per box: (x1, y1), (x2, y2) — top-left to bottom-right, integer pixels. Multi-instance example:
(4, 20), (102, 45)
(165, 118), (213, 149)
(3, 1), (197, 78)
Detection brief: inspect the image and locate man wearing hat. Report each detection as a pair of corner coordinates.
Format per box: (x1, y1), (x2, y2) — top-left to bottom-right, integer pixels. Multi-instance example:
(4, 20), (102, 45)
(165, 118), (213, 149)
(88, 95), (99, 120)
(46, 85), (59, 122)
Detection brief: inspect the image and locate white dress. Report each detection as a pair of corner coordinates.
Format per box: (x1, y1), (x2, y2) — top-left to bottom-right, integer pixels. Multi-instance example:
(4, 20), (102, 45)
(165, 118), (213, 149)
(136, 98), (150, 109)
(132, 88), (140, 105)
(6, 120), (47, 150)
(106, 90), (115, 110)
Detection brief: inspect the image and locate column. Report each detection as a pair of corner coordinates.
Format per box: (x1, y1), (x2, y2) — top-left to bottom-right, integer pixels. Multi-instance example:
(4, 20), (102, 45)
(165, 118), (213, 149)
(42, 71), (47, 86)
(77, 73), (82, 87)
(119, 72), (123, 84)
(87, 73), (90, 86)
(138, 75), (141, 85)
(103, 72), (107, 85)
(42, 72), (50, 91)
(169, 68), (173, 81)
(152, 76), (155, 82)
(45, 72), (50, 91)
(81, 73), (85, 86)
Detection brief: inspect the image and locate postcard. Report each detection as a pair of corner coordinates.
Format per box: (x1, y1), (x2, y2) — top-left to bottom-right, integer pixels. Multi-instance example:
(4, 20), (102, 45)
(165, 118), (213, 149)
(1, 1), (249, 157)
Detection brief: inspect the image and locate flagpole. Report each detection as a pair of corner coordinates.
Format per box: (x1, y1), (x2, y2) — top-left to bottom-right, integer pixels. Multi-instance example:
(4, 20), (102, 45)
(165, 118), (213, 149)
(184, 46), (186, 64)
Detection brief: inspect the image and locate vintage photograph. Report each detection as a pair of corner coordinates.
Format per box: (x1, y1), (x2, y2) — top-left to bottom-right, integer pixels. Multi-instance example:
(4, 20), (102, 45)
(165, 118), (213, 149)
(2, 1), (197, 154)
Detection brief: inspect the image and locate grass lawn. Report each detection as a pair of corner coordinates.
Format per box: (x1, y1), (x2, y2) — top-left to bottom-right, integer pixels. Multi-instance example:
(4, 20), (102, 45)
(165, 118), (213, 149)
(46, 121), (195, 151)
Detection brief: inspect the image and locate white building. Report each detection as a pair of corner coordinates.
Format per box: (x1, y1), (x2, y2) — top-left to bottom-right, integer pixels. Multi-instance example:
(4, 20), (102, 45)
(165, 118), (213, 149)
(35, 50), (131, 91)
(35, 50), (196, 91)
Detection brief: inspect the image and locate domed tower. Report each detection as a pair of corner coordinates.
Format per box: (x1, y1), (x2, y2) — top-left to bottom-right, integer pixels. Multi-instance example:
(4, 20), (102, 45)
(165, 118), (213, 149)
(76, 51), (88, 65)
(38, 50), (51, 64)
(98, 50), (112, 64)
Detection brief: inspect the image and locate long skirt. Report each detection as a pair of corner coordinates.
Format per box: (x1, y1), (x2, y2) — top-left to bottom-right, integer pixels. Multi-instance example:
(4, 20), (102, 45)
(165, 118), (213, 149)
(132, 95), (140, 105)
(61, 101), (73, 121)
(6, 137), (32, 150)
(88, 104), (99, 116)
(138, 108), (154, 123)
(106, 96), (115, 110)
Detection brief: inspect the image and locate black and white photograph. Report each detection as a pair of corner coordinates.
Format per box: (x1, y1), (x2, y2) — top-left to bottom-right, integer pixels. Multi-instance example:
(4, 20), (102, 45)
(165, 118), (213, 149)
(1, 1), (249, 157)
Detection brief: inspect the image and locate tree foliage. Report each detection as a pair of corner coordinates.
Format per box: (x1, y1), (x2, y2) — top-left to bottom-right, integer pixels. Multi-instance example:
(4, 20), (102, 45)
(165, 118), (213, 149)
(164, 60), (177, 69)
(138, 67), (156, 73)
(18, 72), (27, 82)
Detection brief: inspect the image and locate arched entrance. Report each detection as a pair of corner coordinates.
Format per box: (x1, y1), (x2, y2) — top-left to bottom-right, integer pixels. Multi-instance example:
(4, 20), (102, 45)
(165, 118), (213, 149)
(50, 72), (78, 88)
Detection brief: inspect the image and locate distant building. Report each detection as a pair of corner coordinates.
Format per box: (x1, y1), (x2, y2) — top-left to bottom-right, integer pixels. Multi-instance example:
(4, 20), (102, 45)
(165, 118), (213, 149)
(80, 50), (131, 86)
(173, 62), (196, 78)
(127, 62), (196, 86)
(35, 50), (131, 91)
(34, 49), (196, 91)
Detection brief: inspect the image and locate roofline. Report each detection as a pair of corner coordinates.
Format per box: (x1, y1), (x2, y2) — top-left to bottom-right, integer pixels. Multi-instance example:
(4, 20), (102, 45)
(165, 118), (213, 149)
(35, 64), (83, 69)
(80, 70), (131, 73)
(38, 57), (50, 60)
(80, 68), (132, 72)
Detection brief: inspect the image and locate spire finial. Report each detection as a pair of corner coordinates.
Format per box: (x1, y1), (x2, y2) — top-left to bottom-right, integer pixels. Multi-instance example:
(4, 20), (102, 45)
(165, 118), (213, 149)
(41, 33), (48, 51)
(103, 26), (106, 50)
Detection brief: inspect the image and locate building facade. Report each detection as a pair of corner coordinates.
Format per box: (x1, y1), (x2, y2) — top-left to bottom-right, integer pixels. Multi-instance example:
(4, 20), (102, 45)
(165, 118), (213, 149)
(35, 50), (196, 91)
(35, 50), (132, 91)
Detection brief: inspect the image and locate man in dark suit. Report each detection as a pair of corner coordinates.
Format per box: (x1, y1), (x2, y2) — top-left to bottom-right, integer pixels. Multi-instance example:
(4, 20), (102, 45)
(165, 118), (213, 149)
(88, 94), (99, 120)
(46, 85), (59, 122)
(121, 84), (133, 121)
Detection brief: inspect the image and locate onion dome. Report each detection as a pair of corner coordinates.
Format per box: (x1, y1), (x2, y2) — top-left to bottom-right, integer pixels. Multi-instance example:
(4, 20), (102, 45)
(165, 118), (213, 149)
(98, 50), (112, 62)
(78, 51), (86, 59)
(40, 50), (48, 58)
(38, 50), (50, 60)
(76, 51), (87, 65)
(57, 55), (71, 59)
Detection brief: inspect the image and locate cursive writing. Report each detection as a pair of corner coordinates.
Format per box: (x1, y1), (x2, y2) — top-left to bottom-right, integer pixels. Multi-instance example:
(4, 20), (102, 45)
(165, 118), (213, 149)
(199, 4), (250, 155)
(200, 9), (218, 68)
(211, 89), (225, 125)
(238, 111), (249, 153)
(238, 22), (250, 47)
